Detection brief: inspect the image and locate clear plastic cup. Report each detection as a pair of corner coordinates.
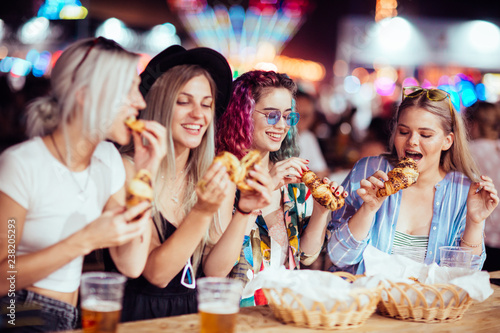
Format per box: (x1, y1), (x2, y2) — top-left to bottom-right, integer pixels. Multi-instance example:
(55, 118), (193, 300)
(80, 272), (126, 333)
(197, 277), (243, 333)
(439, 246), (473, 269)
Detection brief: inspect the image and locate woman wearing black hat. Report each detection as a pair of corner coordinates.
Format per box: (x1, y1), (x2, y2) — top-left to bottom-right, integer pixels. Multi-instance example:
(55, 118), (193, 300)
(115, 46), (273, 321)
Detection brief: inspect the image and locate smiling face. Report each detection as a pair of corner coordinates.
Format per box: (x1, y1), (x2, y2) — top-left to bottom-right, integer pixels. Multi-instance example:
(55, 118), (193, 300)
(108, 75), (146, 145)
(394, 107), (454, 176)
(171, 74), (214, 152)
(251, 87), (293, 154)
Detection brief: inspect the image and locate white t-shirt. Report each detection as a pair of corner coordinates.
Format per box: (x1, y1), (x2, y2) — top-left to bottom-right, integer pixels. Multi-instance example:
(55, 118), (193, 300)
(298, 130), (328, 172)
(0, 136), (125, 292)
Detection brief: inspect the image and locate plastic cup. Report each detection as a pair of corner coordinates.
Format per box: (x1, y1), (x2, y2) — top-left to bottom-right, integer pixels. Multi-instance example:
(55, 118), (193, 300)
(439, 246), (473, 269)
(197, 277), (243, 333)
(80, 272), (126, 333)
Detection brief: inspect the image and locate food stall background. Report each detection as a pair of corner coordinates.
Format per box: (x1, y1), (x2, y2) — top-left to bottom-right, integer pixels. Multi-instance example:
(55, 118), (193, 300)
(1, 0), (499, 173)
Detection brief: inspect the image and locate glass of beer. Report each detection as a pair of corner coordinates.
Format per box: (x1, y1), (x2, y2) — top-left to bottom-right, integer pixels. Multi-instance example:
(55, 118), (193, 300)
(197, 277), (243, 333)
(80, 272), (126, 333)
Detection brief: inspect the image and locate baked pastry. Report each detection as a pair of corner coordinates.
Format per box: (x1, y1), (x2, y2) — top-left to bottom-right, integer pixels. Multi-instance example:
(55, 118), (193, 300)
(199, 150), (262, 193)
(125, 116), (145, 133)
(377, 157), (419, 197)
(126, 169), (154, 220)
(235, 150), (261, 192)
(302, 170), (345, 211)
(213, 151), (243, 186)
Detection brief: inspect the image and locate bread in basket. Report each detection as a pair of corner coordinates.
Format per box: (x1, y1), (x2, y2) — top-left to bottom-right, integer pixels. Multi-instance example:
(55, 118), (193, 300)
(377, 279), (473, 322)
(262, 272), (381, 330)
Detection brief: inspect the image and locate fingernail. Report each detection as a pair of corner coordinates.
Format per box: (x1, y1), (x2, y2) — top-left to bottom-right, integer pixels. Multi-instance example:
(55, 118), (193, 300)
(335, 191), (340, 196)
(306, 160), (310, 163)
(306, 166), (309, 170)
(343, 192), (348, 197)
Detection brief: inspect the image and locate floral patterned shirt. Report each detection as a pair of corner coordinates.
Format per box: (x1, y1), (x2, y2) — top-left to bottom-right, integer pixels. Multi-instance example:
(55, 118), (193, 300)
(229, 183), (321, 306)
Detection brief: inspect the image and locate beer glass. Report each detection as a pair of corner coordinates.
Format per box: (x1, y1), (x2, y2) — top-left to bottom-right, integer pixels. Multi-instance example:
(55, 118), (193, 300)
(439, 246), (473, 269)
(80, 272), (126, 333)
(197, 277), (243, 333)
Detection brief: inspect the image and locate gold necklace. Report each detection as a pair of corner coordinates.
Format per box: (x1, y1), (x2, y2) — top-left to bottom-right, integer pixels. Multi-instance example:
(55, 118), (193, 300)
(50, 134), (92, 202)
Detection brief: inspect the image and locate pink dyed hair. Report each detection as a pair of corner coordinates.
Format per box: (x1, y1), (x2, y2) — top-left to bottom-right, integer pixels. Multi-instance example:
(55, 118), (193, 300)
(216, 70), (297, 159)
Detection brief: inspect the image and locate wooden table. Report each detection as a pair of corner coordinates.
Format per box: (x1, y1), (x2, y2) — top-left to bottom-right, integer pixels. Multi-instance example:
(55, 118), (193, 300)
(68, 271), (500, 332)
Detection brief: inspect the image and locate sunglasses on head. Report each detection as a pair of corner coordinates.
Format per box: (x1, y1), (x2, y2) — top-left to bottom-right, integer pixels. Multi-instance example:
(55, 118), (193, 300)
(254, 109), (300, 126)
(402, 86), (455, 126)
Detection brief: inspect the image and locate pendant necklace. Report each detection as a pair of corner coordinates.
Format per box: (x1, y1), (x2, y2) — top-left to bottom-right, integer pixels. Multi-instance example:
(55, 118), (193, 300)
(50, 134), (92, 202)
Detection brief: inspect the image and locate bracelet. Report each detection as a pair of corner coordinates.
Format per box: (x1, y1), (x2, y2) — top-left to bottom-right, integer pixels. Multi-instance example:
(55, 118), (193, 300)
(235, 200), (252, 215)
(460, 235), (483, 248)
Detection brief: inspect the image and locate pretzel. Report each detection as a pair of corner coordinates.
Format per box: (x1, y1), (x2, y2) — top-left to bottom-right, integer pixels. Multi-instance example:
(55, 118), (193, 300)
(125, 169), (153, 221)
(301, 170), (345, 211)
(377, 157), (419, 197)
(125, 116), (145, 133)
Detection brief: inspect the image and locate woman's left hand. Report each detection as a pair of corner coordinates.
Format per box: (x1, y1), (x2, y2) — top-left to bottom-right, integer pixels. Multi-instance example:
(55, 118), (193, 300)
(466, 175), (499, 225)
(238, 164), (273, 213)
(133, 121), (167, 178)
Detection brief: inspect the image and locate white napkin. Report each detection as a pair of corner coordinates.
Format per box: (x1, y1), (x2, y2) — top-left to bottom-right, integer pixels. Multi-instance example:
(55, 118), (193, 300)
(242, 266), (381, 311)
(363, 245), (493, 302)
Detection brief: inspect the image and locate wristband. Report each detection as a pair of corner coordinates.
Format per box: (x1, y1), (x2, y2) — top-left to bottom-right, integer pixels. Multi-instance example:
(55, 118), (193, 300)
(235, 200), (252, 215)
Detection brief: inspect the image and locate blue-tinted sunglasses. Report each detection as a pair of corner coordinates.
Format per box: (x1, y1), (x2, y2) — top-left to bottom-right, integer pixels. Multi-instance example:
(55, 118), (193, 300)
(254, 109), (300, 126)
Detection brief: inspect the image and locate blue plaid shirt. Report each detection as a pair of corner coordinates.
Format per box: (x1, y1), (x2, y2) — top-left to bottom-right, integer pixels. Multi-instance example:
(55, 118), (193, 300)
(327, 156), (486, 274)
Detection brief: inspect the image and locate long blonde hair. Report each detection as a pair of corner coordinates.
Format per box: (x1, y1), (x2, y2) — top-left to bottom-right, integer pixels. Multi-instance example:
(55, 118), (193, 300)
(386, 91), (480, 181)
(121, 64), (220, 271)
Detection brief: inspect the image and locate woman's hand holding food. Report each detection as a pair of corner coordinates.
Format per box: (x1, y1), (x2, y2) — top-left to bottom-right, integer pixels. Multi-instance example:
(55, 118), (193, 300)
(357, 170), (390, 212)
(80, 201), (152, 253)
(131, 120), (167, 179)
(238, 164), (273, 213)
(269, 157), (309, 190)
(195, 162), (232, 215)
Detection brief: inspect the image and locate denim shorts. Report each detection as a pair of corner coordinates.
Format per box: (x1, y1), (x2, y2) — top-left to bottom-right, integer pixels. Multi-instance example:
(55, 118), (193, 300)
(0, 289), (78, 332)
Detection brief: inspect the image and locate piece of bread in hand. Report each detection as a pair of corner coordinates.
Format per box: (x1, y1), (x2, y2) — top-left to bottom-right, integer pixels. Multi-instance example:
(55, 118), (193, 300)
(199, 150), (262, 193)
(236, 150), (261, 192)
(302, 170), (345, 211)
(213, 151), (243, 185)
(377, 157), (419, 197)
(125, 116), (145, 133)
(125, 169), (153, 221)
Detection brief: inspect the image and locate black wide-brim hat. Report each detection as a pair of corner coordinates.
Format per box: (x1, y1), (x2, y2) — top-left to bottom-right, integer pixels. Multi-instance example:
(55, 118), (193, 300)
(140, 45), (232, 119)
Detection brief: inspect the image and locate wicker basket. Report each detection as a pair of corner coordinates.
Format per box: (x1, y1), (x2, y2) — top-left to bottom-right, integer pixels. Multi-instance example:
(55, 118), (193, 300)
(262, 272), (380, 330)
(377, 279), (473, 323)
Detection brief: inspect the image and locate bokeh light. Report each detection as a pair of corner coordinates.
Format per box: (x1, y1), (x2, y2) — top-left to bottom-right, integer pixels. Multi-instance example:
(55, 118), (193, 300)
(19, 17), (50, 44)
(333, 60), (348, 77)
(467, 20), (500, 53)
(344, 75), (361, 94)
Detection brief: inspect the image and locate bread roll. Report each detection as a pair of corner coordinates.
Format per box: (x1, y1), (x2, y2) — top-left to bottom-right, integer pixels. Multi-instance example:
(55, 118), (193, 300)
(377, 157), (419, 197)
(302, 170), (345, 211)
(126, 169), (153, 221)
(125, 116), (145, 133)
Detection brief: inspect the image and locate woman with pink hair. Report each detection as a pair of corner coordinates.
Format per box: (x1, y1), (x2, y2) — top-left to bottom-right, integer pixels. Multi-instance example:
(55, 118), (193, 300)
(216, 70), (347, 306)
